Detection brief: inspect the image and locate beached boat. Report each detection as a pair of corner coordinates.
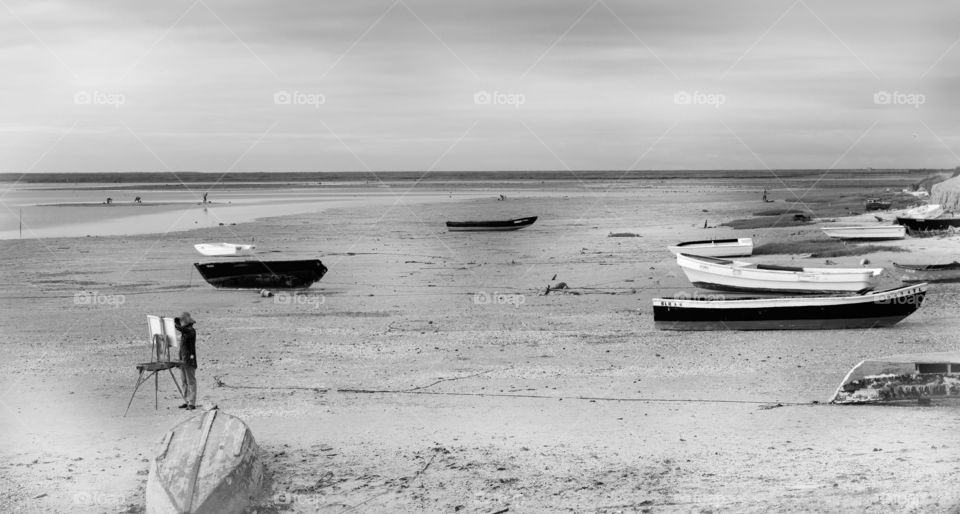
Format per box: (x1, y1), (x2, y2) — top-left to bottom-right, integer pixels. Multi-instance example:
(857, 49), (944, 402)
(446, 216), (537, 232)
(895, 216), (960, 232)
(653, 283), (926, 331)
(675, 253), (883, 294)
(667, 238), (753, 257)
(894, 261), (960, 283)
(146, 410), (263, 514)
(820, 225), (906, 240)
(194, 243), (255, 257)
(831, 351), (960, 404)
(864, 198), (891, 211)
(195, 259), (327, 289)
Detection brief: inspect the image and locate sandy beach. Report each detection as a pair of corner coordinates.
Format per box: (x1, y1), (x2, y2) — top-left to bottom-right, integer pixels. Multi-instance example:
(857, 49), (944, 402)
(1, 179), (959, 513)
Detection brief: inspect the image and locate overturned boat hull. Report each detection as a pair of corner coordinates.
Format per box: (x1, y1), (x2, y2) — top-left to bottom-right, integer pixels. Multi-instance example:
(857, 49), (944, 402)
(653, 283), (926, 331)
(195, 259), (327, 289)
(146, 410), (263, 514)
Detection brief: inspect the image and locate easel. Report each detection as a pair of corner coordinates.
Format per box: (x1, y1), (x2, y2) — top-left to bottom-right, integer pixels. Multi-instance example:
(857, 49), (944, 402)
(123, 316), (184, 416)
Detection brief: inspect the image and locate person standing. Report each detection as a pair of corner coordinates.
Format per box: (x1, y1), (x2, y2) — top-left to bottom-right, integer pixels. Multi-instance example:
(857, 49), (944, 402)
(175, 312), (198, 410)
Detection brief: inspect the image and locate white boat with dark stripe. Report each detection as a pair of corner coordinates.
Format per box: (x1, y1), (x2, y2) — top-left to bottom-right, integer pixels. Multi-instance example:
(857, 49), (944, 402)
(676, 252), (882, 294)
(653, 283), (926, 331)
(820, 225), (906, 240)
(667, 237), (753, 257)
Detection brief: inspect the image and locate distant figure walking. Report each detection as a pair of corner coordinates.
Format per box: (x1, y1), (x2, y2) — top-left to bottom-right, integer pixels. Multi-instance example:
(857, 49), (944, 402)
(203, 192), (208, 204)
(762, 190), (768, 202)
(134, 196), (142, 204)
(498, 194), (506, 201)
(175, 312), (198, 410)
(105, 197), (113, 205)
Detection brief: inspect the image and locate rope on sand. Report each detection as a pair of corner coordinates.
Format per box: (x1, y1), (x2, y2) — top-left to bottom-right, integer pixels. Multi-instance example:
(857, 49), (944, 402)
(215, 371), (811, 407)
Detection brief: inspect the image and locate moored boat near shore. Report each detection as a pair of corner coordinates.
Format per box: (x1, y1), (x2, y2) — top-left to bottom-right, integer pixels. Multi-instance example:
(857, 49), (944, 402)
(195, 259), (327, 289)
(653, 283), (927, 331)
(675, 253), (883, 294)
(831, 351), (960, 404)
(446, 216), (537, 231)
(820, 225), (905, 240)
(894, 261), (960, 283)
(667, 237), (753, 257)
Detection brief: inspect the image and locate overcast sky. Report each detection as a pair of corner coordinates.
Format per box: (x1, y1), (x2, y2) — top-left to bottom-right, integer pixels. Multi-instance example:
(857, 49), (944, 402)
(2, 0), (959, 173)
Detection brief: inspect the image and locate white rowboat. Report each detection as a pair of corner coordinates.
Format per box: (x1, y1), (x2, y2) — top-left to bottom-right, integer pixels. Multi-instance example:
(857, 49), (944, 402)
(194, 243), (255, 257)
(667, 238), (753, 257)
(675, 253), (883, 294)
(820, 225), (906, 240)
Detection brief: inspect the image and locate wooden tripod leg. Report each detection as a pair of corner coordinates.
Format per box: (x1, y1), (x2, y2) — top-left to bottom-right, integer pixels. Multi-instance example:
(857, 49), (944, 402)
(154, 371), (159, 410)
(168, 367), (184, 396)
(123, 369), (147, 417)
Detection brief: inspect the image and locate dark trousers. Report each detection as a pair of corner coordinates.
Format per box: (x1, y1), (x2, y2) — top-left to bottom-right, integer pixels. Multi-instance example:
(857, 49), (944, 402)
(181, 365), (197, 406)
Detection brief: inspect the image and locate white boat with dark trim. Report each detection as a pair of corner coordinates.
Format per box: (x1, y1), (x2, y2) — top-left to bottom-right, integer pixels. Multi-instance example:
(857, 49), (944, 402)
(667, 238), (753, 257)
(194, 243), (256, 257)
(675, 253), (883, 294)
(653, 283), (926, 331)
(820, 225), (906, 240)
(831, 350), (960, 404)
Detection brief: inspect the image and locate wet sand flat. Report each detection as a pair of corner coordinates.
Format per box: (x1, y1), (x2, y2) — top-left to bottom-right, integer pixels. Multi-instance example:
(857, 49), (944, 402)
(1, 180), (958, 513)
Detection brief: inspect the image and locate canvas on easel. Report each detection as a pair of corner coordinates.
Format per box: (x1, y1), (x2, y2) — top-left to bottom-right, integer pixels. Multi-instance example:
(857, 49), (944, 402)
(125, 315), (184, 416)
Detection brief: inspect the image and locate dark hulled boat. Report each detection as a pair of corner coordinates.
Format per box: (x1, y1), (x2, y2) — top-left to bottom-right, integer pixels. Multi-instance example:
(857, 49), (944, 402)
(895, 216), (960, 232)
(446, 216), (537, 232)
(652, 283), (926, 331)
(195, 259), (327, 289)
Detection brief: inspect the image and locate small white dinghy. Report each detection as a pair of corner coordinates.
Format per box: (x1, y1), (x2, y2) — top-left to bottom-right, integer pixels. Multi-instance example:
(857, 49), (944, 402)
(667, 238), (753, 257)
(820, 225), (906, 240)
(194, 243), (255, 257)
(146, 410), (263, 514)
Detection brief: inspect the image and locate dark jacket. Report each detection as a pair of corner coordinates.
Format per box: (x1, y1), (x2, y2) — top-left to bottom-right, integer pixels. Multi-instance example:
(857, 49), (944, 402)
(176, 322), (197, 368)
